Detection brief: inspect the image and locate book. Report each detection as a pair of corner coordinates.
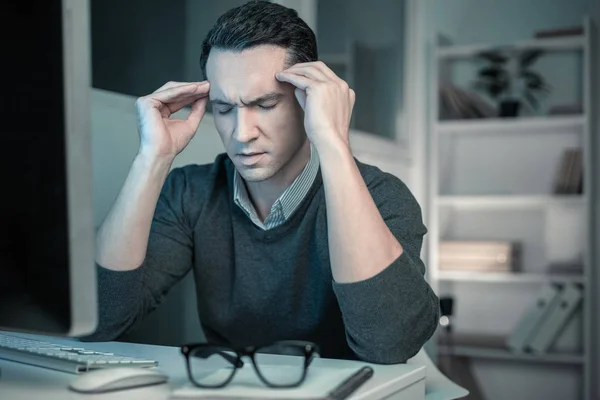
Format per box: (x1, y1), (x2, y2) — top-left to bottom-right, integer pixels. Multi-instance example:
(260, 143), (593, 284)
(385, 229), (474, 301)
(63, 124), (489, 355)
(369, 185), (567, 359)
(439, 241), (521, 272)
(534, 26), (583, 39)
(554, 149), (583, 195)
(558, 150), (575, 194)
(526, 283), (583, 354)
(506, 283), (563, 353)
(568, 150), (583, 194)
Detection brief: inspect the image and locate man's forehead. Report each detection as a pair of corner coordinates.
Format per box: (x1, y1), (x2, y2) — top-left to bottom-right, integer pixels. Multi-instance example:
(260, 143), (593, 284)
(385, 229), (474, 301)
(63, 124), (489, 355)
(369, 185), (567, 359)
(206, 46), (288, 101)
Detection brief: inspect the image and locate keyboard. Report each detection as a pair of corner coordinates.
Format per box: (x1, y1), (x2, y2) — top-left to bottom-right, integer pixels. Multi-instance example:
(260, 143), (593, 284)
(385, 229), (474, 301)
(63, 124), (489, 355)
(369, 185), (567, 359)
(0, 332), (158, 374)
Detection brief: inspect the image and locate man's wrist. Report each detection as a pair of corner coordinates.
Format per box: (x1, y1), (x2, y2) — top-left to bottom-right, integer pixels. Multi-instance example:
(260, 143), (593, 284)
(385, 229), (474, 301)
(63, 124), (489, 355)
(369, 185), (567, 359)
(313, 133), (353, 167)
(134, 150), (175, 179)
(135, 149), (176, 168)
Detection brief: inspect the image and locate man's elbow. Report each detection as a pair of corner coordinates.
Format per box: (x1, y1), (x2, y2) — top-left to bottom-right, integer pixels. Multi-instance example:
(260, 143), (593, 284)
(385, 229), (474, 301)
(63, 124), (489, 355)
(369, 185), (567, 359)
(350, 294), (440, 364)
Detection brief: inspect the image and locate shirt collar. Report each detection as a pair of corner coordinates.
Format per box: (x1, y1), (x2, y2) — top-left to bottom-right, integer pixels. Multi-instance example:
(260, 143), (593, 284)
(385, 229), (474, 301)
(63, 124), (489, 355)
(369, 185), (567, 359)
(233, 143), (319, 229)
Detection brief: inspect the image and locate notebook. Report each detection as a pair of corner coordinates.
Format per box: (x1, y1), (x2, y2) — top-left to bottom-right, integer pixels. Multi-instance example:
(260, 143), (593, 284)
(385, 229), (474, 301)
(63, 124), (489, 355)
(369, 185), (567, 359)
(169, 364), (364, 399)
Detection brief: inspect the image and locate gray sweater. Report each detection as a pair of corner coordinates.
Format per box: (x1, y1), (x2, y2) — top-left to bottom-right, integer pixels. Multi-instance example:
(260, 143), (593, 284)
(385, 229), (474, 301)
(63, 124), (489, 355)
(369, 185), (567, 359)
(83, 154), (439, 363)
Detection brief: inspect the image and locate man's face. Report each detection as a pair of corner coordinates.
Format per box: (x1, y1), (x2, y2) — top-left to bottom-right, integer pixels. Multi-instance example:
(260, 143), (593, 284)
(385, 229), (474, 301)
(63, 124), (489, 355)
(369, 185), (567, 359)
(206, 45), (307, 182)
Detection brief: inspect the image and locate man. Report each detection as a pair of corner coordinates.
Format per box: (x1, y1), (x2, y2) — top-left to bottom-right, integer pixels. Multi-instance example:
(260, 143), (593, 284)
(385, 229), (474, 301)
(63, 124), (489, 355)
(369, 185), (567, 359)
(85, 0), (439, 364)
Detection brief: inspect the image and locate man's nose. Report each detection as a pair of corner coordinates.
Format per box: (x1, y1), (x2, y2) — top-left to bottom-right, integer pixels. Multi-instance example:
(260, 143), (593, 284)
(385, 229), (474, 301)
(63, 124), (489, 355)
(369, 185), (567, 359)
(234, 107), (260, 143)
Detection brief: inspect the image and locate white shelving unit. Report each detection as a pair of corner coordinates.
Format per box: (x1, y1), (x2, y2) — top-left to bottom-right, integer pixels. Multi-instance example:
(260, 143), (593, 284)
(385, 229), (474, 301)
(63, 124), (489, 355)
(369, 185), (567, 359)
(437, 271), (585, 284)
(438, 194), (585, 209)
(437, 115), (585, 135)
(436, 35), (585, 59)
(428, 18), (596, 400)
(438, 344), (586, 365)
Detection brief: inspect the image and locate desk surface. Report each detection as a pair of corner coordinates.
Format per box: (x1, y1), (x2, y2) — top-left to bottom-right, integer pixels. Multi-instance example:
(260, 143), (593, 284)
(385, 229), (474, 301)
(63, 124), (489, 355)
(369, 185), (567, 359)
(0, 334), (425, 400)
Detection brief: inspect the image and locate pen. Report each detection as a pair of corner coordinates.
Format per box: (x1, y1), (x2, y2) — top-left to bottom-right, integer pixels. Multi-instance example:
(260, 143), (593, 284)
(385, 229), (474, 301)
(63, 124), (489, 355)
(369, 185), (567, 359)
(327, 366), (374, 400)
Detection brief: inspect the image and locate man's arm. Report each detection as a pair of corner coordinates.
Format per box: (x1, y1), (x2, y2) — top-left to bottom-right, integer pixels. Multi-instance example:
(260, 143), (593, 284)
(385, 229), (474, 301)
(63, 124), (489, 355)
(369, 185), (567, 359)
(83, 81), (210, 341)
(95, 154), (173, 270)
(324, 159), (439, 363)
(83, 167), (197, 341)
(276, 62), (438, 363)
(96, 81), (209, 270)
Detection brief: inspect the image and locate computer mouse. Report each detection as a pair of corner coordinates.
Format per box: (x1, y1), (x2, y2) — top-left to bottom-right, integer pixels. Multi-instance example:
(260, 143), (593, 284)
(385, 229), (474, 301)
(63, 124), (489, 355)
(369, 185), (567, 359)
(68, 367), (169, 393)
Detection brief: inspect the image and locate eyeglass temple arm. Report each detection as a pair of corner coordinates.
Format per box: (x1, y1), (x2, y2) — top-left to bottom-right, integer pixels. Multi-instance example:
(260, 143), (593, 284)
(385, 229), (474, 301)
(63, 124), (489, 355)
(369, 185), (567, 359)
(306, 349), (320, 367)
(222, 351), (244, 368)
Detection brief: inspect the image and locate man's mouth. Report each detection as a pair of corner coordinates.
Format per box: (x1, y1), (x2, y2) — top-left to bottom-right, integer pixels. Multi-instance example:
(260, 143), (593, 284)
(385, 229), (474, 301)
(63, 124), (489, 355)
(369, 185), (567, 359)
(237, 152), (266, 166)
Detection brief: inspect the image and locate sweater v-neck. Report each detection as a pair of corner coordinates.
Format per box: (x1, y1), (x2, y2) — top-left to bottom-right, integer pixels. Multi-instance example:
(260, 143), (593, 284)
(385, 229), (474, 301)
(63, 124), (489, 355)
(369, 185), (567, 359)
(224, 157), (324, 242)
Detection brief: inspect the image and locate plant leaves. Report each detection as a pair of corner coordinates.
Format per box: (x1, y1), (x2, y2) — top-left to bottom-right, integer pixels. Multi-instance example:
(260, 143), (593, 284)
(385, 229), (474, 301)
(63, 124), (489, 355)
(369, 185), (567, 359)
(520, 49), (543, 67)
(489, 82), (506, 97)
(477, 50), (508, 64)
(521, 70), (551, 93)
(524, 91), (539, 110)
(478, 66), (502, 78)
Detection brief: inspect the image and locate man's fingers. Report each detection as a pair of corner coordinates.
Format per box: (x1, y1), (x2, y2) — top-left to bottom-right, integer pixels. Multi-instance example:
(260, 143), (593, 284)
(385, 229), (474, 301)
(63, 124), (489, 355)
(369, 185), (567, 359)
(281, 64), (329, 82)
(185, 97), (208, 130)
(152, 81), (206, 94)
(160, 95), (207, 117)
(294, 88), (307, 111)
(139, 81), (210, 118)
(275, 71), (312, 90)
(151, 81), (210, 105)
(292, 61), (339, 81)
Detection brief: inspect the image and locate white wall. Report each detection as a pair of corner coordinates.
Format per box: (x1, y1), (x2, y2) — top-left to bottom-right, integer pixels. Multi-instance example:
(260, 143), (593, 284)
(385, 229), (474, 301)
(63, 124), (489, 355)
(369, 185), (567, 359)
(316, 0), (411, 184)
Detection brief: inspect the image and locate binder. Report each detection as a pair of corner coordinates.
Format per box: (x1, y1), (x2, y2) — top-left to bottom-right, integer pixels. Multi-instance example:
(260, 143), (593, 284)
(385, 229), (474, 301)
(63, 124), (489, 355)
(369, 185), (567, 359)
(526, 283), (583, 354)
(506, 283), (563, 353)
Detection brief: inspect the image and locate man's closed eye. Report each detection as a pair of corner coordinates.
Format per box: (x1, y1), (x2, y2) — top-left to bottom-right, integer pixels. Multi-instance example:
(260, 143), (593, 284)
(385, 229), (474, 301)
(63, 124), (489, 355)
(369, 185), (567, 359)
(217, 103), (278, 115)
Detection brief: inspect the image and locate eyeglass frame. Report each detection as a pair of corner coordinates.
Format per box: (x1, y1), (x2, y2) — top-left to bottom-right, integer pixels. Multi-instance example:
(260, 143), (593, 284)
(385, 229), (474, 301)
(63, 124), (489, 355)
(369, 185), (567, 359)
(180, 340), (320, 389)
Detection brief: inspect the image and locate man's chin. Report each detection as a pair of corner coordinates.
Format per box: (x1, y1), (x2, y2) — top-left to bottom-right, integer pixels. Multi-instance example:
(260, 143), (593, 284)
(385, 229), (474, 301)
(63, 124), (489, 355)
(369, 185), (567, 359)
(237, 166), (275, 182)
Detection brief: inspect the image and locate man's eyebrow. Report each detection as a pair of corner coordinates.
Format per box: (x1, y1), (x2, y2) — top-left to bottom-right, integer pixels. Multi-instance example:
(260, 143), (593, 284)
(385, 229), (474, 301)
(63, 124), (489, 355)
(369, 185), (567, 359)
(209, 98), (234, 106)
(241, 92), (284, 106)
(210, 92), (284, 107)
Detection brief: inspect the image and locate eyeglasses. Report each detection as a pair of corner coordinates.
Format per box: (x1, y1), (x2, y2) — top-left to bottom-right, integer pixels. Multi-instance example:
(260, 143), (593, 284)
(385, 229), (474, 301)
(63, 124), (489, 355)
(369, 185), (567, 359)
(180, 340), (320, 388)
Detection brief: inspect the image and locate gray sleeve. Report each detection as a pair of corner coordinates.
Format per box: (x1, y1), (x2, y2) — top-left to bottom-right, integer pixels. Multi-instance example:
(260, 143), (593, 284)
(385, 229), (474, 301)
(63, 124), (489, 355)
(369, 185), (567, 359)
(332, 173), (439, 364)
(81, 168), (195, 342)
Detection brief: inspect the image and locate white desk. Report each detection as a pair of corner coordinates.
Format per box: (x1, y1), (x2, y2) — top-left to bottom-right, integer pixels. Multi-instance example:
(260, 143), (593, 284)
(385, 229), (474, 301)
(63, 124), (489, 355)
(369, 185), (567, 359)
(0, 335), (425, 400)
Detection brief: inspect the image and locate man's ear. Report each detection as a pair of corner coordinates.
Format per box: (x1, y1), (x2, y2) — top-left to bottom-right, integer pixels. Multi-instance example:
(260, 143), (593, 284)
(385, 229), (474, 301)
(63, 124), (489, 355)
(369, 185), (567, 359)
(294, 88), (307, 111)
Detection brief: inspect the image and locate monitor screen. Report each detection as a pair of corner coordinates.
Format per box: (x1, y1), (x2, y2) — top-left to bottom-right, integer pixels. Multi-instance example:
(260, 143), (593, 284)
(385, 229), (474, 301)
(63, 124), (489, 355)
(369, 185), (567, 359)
(0, 0), (96, 336)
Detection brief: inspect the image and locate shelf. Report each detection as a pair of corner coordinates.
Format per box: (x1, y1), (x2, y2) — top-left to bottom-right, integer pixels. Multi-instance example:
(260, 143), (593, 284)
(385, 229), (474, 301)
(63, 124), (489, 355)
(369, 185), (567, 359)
(438, 344), (585, 365)
(437, 35), (584, 59)
(438, 334), (584, 365)
(436, 271), (585, 284)
(436, 115), (585, 135)
(437, 195), (585, 209)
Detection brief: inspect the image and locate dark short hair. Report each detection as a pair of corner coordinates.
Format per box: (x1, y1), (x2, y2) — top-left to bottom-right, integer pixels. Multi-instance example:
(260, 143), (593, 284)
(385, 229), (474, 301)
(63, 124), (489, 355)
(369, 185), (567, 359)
(199, 0), (318, 79)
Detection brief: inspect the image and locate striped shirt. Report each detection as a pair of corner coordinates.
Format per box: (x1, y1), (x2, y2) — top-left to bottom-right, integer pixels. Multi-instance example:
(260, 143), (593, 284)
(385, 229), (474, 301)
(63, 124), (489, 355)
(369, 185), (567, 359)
(233, 144), (320, 230)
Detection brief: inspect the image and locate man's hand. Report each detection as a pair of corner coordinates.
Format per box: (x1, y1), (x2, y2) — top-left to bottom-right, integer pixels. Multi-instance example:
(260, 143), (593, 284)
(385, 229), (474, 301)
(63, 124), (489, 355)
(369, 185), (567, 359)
(135, 81), (210, 161)
(275, 62), (355, 152)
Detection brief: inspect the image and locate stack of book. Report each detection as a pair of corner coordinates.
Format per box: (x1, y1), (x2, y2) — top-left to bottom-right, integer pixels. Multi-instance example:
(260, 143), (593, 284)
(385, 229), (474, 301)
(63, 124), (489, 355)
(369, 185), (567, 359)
(553, 148), (583, 195)
(507, 283), (583, 354)
(439, 241), (522, 272)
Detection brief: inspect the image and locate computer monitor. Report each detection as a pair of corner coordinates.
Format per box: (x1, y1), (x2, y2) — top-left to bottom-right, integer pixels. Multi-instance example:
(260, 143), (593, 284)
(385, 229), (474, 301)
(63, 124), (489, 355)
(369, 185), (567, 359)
(0, 0), (97, 336)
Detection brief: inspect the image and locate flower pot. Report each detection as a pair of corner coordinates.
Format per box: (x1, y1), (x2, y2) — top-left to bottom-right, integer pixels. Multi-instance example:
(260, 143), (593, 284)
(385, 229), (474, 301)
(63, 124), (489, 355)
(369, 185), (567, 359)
(499, 100), (521, 117)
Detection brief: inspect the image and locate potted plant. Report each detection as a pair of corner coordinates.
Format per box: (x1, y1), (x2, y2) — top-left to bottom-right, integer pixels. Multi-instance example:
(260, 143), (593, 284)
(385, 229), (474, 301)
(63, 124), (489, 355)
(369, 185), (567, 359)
(474, 49), (551, 117)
